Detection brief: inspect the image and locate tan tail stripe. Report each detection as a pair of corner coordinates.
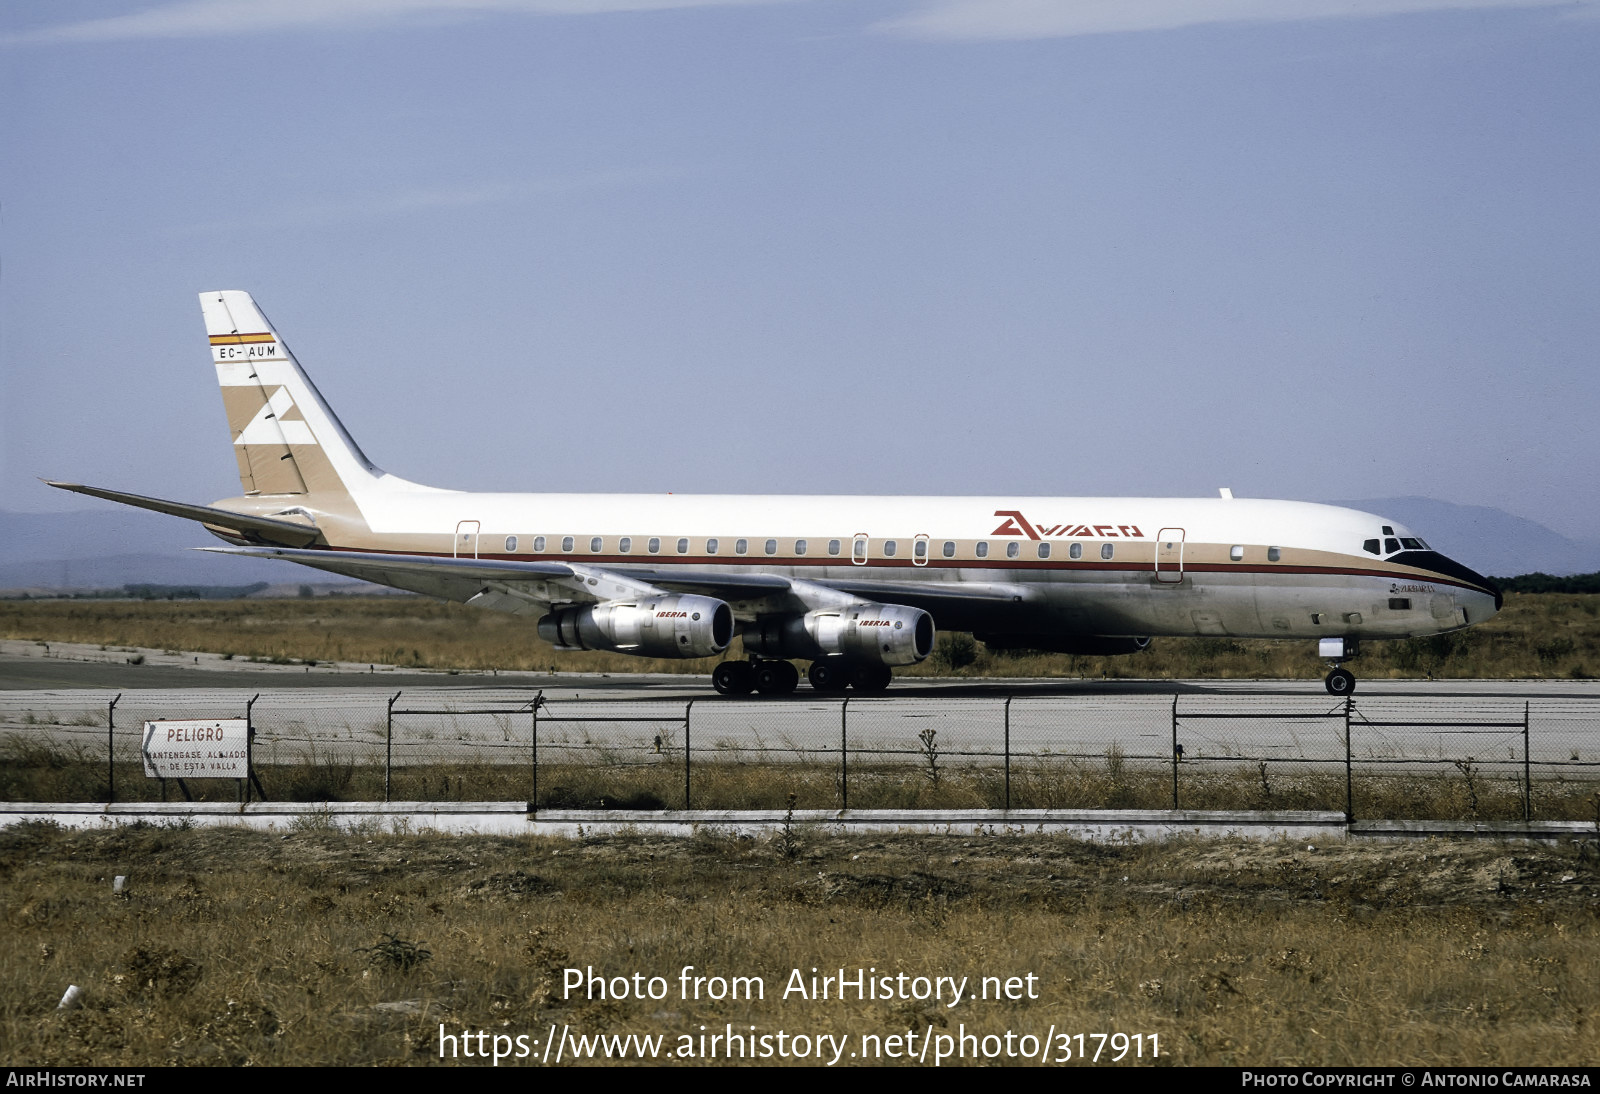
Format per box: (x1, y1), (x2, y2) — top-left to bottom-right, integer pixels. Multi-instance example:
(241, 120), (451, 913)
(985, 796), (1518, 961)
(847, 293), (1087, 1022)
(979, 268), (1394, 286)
(209, 333), (276, 345)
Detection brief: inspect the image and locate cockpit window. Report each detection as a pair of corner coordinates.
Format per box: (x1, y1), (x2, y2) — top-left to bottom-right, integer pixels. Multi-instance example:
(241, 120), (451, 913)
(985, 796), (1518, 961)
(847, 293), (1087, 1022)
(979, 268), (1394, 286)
(1384, 538), (1400, 554)
(1400, 538), (1423, 550)
(1382, 526), (1394, 535)
(1363, 539), (1380, 555)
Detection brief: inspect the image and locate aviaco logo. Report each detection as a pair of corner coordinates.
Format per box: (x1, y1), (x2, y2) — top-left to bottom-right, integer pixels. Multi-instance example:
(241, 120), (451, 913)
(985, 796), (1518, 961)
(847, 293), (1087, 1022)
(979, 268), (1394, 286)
(990, 510), (1145, 540)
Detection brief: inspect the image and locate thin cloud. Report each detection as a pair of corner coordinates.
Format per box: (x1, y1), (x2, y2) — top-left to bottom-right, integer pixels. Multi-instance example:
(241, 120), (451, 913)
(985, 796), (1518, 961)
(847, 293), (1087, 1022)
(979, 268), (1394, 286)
(878, 0), (1595, 41)
(176, 165), (696, 235)
(2, 0), (780, 45)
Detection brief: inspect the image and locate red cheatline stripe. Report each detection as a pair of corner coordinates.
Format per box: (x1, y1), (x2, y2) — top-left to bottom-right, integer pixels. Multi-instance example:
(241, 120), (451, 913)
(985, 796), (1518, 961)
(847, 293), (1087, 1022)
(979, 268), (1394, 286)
(308, 544), (1492, 595)
(209, 333), (275, 345)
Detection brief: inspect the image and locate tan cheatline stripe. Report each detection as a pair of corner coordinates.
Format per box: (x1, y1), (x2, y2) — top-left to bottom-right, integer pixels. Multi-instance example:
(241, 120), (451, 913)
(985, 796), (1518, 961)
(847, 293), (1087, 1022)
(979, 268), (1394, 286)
(209, 333), (276, 345)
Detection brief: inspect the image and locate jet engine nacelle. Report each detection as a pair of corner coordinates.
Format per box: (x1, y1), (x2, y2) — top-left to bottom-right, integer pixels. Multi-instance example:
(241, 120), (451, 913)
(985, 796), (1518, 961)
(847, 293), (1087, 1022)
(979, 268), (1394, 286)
(743, 603), (935, 666)
(538, 594), (733, 659)
(975, 633), (1151, 656)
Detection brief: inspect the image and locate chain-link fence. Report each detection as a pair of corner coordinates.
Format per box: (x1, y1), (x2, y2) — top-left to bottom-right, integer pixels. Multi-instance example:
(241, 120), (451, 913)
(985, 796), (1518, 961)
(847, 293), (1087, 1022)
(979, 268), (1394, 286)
(2, 688), (1597, 820)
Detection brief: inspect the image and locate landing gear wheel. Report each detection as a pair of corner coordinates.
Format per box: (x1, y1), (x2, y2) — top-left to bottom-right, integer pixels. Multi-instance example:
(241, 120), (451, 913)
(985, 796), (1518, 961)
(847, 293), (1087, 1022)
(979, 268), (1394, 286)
(851, 663), (893, 692)
(808, 659), (850, 693)
(1325, 667), (1356, 696)
(753, 660), (800, 696)
(712, 661), (755, 696)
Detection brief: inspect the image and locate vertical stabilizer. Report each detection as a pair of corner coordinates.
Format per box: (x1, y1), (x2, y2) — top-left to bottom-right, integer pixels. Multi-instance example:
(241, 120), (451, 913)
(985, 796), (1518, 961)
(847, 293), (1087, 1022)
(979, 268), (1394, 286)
(202, 290), (382, 499)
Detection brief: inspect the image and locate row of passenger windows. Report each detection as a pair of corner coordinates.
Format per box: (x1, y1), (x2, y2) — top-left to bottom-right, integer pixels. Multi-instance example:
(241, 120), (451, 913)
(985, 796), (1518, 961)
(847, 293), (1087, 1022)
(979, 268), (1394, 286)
(495, 535), (1123, 559)
(491, 537), (1275, 562)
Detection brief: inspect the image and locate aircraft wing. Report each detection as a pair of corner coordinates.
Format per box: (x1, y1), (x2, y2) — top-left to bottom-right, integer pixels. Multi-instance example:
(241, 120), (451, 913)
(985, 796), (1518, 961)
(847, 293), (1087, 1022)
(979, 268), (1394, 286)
(609, 568), (794, 599)
(46, 481), (323, 546)
(810, 577), (1044, 630)
(202, 546), (1039, 629)
(201, 546), (582, 608)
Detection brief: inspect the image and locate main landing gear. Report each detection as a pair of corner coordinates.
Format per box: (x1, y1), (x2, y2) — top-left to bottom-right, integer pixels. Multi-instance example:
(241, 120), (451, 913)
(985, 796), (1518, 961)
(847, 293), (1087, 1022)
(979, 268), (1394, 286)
(712, 658), (892, 697)
(1318, 637), (1360, 696)
(712, 659), (800, 696)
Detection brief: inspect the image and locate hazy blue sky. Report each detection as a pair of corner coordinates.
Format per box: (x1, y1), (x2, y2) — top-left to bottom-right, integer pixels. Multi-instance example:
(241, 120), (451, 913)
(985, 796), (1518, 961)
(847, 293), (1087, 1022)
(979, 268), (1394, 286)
(4, 0), (1598, 541)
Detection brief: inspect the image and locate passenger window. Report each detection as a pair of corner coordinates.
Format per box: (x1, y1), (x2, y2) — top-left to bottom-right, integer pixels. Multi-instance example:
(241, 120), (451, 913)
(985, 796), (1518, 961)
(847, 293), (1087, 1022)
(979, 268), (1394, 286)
(1230, 545), (1244, 562)
(648, 537), (660, 554)
(1101, 543), (1114, 560)
(1384, 538), (1400, 554)
(1268, 546), (1280, 562)
(1006, 542), (1020, 558)
(884, 541), (897, 557)
(1037, 543), (1050, 559)
(735, 539), (748, 555)
(942, 541), (955, 558)
(676, 538), (689, 554)
(1363, 539), (1380, 555)
(765, 539), (777, 555)
(505, 536), (518, 553)
(590, 537), (603, 553)
(533, 536), (546, 552)
(1069, 543), (1082, 560)
(829, 540), (841, 556)
(561, 536), (575, 552)
(853, 539), (867, 560)
(795, 540), (807, 555)
(976, 542), (989, 558)
(619, 537), (632, 553)
(706, 538), (719, 555)
(914, 539), (927, 558)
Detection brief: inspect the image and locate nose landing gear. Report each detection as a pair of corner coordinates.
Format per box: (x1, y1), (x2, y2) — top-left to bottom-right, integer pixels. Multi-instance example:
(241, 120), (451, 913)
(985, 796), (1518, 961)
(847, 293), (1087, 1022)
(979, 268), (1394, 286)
(1324, 667), (1355, 696)
(1319, 637), (1360, 696)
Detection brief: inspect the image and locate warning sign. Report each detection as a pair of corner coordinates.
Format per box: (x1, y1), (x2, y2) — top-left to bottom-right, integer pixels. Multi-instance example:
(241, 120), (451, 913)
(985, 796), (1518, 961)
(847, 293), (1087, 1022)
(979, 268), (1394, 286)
(142, 719), (248, 779)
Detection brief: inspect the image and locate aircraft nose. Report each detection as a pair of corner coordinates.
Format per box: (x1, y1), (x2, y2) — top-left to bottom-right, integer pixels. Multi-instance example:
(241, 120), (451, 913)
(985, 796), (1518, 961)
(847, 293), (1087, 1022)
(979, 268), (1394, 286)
(1392, 548), (1502, 616)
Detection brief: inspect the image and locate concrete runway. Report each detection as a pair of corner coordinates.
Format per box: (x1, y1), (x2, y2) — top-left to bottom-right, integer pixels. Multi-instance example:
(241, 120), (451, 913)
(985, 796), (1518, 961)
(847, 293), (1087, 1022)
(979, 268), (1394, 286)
(6, 639), (1600, 701)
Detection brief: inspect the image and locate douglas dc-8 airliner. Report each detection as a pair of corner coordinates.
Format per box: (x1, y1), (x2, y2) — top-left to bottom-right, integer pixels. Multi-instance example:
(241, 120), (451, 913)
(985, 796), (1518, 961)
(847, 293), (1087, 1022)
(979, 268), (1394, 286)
(48, 291), (1501, 696)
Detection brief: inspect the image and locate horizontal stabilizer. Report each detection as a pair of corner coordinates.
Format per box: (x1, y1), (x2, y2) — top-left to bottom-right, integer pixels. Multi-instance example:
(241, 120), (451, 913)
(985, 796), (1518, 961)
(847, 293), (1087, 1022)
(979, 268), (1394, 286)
(44, 481), (323, 546)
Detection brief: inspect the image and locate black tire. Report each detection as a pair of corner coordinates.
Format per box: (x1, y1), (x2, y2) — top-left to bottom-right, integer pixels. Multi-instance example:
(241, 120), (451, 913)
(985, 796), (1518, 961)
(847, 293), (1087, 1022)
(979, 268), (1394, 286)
(852, 663), (893, 692)
(808, 659), (850, 692)
(712, 661), (755, 696)
(1325, 667), (1356, 696)
(754, 660), (800, 696)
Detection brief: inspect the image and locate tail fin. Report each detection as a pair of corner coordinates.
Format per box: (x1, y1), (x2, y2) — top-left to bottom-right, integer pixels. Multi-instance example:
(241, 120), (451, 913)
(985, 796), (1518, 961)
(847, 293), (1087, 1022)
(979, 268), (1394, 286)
(202, 290), (383, 498)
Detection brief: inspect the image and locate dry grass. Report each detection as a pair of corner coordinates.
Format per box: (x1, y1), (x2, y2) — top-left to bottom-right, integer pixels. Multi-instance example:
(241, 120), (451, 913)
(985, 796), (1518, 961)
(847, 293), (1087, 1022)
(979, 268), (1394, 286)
(5, 735), (1598, 821)
(1, 823), (1596, 1066)
(3, 593), (1597, 680)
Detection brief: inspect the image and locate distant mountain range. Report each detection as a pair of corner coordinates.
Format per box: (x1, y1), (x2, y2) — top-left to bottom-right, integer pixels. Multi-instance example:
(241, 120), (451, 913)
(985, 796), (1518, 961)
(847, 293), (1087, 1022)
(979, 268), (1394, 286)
(0, 507), (362, 591)
(3, 497), (1596, 592)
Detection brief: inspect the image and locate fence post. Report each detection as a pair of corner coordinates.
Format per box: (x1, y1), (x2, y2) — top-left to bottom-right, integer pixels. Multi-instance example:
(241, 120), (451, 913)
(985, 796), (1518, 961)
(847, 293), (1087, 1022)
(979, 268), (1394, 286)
(531, 691), (541, 815)
(244, 693), (258, 804)
(107, 693), (120, 804)
(1344, 696), (1354, 823)
(1523, 700), (1531, 823)
(684, 700), (695, 811)
(1170, 694), (1179, 809)
(841, 697), (850, 811)
(1003, 695), (1013, 811)
(385, 691), (401, 803)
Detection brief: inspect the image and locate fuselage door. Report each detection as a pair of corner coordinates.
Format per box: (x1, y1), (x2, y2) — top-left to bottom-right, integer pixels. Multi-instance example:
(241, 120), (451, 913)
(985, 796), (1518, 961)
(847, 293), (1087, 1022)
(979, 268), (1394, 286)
(1155, 527), (1185, 583)
(455, 520), (481, 559)
(852, 533), (869, 567)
